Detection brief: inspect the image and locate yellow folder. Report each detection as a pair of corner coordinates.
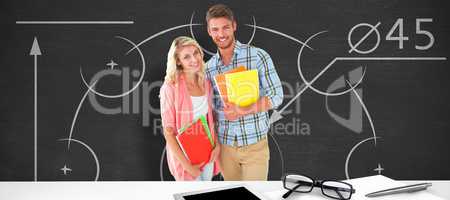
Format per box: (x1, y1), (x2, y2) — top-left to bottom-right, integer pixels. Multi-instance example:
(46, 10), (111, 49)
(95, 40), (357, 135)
(225, 69), (259, 107)
(213, 66), (246, 104)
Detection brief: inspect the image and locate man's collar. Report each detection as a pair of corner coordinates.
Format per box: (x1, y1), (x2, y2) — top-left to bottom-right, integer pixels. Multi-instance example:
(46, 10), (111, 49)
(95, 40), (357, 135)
(215, 40), (242, 60)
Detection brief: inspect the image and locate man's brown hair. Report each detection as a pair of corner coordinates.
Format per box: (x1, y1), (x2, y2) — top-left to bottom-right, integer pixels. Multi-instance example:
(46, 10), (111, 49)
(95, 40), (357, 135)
(206, 4), (235, 23)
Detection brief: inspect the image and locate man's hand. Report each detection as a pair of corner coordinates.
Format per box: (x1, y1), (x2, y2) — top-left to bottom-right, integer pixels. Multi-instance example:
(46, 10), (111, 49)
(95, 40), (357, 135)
(223, 97), (272, 120)
(223, 102), (244, 120)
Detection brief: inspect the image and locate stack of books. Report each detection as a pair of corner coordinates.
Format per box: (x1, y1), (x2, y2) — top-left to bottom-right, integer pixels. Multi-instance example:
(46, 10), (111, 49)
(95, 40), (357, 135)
(214, 66), (259, 107)
(176, 115), (215, 167)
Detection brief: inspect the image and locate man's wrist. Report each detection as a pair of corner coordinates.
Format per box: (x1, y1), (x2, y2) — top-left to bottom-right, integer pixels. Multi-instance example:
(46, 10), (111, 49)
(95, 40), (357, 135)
(237, 96), (271, 116)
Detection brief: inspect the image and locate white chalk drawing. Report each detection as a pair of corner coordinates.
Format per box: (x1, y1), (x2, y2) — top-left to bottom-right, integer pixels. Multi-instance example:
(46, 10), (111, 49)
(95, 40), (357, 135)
(17, 21), (134, 25)
(345, 137), (380, 180)
(30, 37), (41, 182)
(58, 138), (100, 181)
(106, 60), (118, 70)
(325, 67), (364, 133)
(348, 22), (381, 54)
(346, 79), (378, 146)
(27, 14), (447, 181)
(258, 21), (445, 179)
(60, 165), (72, 176)
(374, 163), (384, 175)
(80, 36), (146, 98)
(61, 36), (145, 180)
(67, 81), (97, 149)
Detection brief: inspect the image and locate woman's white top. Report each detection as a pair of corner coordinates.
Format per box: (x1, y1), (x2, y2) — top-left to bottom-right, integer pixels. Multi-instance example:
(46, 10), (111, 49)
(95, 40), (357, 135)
(191, 95), (208, 120)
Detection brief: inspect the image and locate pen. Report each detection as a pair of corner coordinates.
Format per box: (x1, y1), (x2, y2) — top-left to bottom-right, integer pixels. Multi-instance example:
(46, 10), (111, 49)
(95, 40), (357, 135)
(365, 182), (432, 197)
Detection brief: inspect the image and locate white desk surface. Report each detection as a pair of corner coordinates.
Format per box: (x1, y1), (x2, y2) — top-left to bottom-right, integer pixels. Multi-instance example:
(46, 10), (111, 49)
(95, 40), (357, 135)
(0, 180), (449, 200)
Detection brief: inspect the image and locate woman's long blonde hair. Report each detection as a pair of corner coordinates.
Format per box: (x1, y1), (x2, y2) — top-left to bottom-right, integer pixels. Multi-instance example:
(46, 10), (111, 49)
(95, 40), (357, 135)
(164, 36), (206, 86)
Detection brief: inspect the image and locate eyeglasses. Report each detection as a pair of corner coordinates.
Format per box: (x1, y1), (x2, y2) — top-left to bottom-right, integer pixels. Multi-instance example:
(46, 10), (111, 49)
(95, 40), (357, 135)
(282, 174), (355, 199)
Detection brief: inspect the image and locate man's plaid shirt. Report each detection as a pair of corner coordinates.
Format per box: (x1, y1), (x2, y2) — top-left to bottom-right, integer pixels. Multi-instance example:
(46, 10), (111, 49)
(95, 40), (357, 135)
(206, 41), (283, 147)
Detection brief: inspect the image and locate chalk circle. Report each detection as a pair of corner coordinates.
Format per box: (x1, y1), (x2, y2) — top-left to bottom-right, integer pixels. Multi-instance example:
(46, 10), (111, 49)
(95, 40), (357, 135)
(80, 36), (146, 98)
(58, 138), (100, 181)
(297, 31), (366, 97)
(345, 136), (380, 180)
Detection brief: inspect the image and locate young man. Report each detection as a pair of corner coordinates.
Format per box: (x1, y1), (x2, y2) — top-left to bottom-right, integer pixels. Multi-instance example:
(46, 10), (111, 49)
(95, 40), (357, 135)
(205, 4), (284, 181)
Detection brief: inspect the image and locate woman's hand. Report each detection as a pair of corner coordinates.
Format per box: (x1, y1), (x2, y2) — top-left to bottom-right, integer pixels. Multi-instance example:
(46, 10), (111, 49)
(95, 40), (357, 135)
(209, 144), (221, 163)
(186, 162), (204, 178)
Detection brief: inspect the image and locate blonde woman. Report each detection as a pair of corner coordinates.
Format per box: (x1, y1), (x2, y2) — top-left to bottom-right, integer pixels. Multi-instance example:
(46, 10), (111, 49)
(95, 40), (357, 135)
(159, 36), (220, 181)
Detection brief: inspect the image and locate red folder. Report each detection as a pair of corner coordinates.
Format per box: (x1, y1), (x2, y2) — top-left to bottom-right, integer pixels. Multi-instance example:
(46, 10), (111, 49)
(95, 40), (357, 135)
(176, 118), (213, 167)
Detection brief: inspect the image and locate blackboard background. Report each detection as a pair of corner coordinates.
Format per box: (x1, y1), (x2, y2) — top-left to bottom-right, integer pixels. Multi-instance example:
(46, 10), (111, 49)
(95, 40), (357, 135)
(1, 0), (449, 181)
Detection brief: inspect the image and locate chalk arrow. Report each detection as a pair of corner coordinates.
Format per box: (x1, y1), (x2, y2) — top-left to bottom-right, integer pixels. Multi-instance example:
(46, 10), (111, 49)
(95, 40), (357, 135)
(30, 37), (41, 181)
(30, 37), (42, 56)
(269, 110), (284, 124)
(270, 83), (308, 124)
